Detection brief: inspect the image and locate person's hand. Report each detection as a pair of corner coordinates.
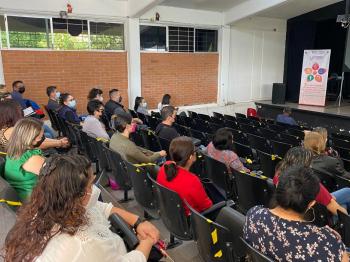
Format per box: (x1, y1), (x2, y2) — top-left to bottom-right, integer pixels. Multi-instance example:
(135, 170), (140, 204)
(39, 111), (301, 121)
(59, 137), (70, 148)
(136, 221), (160, 244)
(159, 150), (167, 157)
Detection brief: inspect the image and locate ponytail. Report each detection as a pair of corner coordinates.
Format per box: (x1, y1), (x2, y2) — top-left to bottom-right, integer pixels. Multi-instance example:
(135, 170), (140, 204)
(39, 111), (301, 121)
(164, 162), (178, 181)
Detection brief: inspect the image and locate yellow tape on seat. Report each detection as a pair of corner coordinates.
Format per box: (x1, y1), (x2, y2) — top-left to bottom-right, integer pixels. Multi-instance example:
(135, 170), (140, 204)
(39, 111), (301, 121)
(0, 199), (22, 206)
(214, 250), (222, 258)
(211, 228), (218, 244)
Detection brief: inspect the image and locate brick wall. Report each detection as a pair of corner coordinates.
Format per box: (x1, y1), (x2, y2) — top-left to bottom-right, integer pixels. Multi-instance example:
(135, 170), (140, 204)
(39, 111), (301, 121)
(1, 50), (128, 113)
(141, 53), (219, 109)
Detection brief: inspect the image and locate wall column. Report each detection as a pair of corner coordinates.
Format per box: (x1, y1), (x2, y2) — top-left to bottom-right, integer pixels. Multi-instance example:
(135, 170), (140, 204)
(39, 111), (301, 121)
(217, 25), (231, 105)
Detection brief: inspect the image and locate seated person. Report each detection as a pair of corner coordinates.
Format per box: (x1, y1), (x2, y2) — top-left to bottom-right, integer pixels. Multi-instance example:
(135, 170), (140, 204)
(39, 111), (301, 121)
(87, 87), (111, 131)
(157, 136), (213, 216)
(274, 146), (349, 215)
(4, 118), (46, 201)
(244, 166), (347, 261)
(157, 94), (171, 112)
(276, 106), (297, 126)
(58, 93), (81, 124)
(11, 80), (27, 109)
(304, 131), (350, 180)
(109, 112), (166, 164)
(46, 85), (61, 111)
(82, 100), (109, 140)
(313, 126), (339, 158)
(0, 100), (69, 153)
(5, 154), (159, 261)
(206, 128), (249, 172)
(134, 96), (150, 116)
(155, 106), (179, 142)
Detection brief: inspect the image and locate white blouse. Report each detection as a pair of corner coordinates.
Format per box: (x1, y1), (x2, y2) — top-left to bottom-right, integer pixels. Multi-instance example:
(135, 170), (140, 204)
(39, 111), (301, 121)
(36, 201), (146, 262)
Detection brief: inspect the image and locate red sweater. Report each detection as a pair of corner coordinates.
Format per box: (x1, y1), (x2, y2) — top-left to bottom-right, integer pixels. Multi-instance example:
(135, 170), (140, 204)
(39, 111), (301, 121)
(157, 162), (213, 216)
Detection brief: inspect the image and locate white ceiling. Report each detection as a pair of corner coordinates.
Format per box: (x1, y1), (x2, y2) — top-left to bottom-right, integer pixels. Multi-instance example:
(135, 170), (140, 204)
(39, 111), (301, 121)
(257, 0), (342, 19)
(160, 0), (245, 12)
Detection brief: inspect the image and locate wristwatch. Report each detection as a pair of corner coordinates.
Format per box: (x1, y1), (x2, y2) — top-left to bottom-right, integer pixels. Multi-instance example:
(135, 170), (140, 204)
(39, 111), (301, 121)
(133, 217), (146, 231)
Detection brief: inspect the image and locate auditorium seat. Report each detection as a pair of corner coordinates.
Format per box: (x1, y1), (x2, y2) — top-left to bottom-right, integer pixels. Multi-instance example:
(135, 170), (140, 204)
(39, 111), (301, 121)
(197, 113), (211, 122)
(125, 162), (159, 219)
(241, 238), (273, 262)
(335, 175), (350, 190)
(333, 145), (350, 160)
(337, 210), (350, 247)
(256, 150), (281, 179)
(151, 111), (161, 119)
(213, 112), (224, 120)
(270, 140), (293, 158)
(188, 111), (198, 119)
(173, 123), (191, 137)
(235, 113), (246, 119)
(140, 129), (162, 152)
(258, 127), (277, 141)
(210, 116), (222, 125)
(278, 133), (300, 146)
(312, 168), (337, 192)
(223, 114), (236, 122)
(147, 116), (161, 131)
(236, 117), (252, 125)
(239, 123), (259, 135)
(246, 133), (272, 154)
(232, 142), (255, 160)
(148, 173), (192, 248)
(223, 119), (240, 130)
(231, 129), (249, 145)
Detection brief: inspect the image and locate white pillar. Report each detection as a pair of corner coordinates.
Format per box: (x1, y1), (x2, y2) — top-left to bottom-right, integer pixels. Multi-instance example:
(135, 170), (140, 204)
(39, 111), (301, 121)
(0, 51), (5, 85)
(126, 18), (141, 109)
(217, 26), (231, 105)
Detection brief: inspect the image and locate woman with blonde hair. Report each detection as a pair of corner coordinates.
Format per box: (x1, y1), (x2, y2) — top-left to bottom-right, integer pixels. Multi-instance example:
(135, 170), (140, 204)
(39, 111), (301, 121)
(313, 126), (339, 157)
(4, 117), (46, 200)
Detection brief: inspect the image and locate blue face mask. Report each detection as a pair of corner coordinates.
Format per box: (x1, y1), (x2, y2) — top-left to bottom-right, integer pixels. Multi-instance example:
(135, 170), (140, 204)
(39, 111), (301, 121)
(55, 91), (61, 100)
(68, 100), (76, 109)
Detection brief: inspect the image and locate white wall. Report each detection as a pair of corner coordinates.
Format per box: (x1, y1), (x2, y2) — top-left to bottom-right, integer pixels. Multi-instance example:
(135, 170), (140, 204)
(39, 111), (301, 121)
(228, 17), (286, 103)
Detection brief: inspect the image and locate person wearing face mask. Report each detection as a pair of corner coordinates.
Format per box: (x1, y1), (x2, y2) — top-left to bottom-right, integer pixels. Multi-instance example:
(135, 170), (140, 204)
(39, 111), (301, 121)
(4, 118), (46, 201)
(46, 85), (61, 111)
(110, 112), (166, 164)
(105, 88), (125, 120)
(11, 80), (27, 109)
(82, 100), (109, 140)
(134, 96), (150, 116)
(58, 92), (81, 124)
(157, 136), (213, 216)
(88, 87), (104, 102)
(5, 154), (160, 262)
(155, 106), (180, 142)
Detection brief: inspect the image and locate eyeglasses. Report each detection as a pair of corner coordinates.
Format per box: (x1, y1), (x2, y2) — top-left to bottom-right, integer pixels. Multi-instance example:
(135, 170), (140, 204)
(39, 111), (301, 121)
(98, 109), (104, 112)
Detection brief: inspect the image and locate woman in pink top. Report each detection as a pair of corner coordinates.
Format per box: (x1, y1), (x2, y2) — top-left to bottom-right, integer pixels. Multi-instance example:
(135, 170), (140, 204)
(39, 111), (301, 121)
(206, 128), (249, 172)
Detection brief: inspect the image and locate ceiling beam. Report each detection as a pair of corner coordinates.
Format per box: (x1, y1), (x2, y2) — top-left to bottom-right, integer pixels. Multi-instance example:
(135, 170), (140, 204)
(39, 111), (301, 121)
(224, 0), (288, 25)
(128, 0), (165, 18)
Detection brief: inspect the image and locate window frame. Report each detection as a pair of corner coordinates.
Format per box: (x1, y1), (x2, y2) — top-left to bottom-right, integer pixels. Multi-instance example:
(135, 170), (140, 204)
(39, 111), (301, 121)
(0, 13), (126, 52)
(139, 23), (168, 53)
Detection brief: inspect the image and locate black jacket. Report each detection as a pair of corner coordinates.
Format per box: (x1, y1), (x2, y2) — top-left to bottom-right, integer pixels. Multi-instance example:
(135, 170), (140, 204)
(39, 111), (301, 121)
(311, 154), (350, 180)
(155, 123), (179, 142)
(105, 100), (124, 119)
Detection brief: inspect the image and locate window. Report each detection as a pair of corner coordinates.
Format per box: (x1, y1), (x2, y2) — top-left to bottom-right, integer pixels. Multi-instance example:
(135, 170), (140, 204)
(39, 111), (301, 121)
(168, 26), (194, 52)
(7, 16), (51, 48)
(52, 18), (89, 50)
(90, 22), (124, 50)
(0, 16), (6, 48)
(195, 29), (218, 52)
(140, 25), (166, 51)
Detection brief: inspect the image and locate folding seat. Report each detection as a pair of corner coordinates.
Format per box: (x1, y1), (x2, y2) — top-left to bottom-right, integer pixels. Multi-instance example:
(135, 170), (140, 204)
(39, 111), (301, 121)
(194, 118), (209, 133)
(335, 175), (350, 190)
(188, 111), (198, 119)
(267, 123), (286, 133)
(337, 210), (350, 247)
(235, 112), (246, 119)
(151, 111), (161, 118)
(173, 123), (191, 137)
(147, 116), (161, 131)
(270, 140), (293, 158)
(190, 151), (207, 179)
(188, 205), (236, 262)
(208, 122), (222, 134)
(124, 162), (159, 219)
(197, 113), (211, 122)
(139, 129), (162, 152)
(241, 238), (273, 262)
(341, 158), (350, 172)
(258, 127), (277, 141)
(331, 138), (350, 150)
(286, 128), (305, 139)
(333, 145), (350, 160)
(312, 168), (337, 193)
(239, 123), (259, 135)
(230, 129), (249, 145)
(223, 114), (236, 122)
(236, 117), (251, 125)
(232, 141), (255, 160)
(213, 112), (224, 120)
(210, 116), (223, 125)
(109, 213), (139, 250)
(148, 174), (192, 248)
(103, 144), (133, 202)
(232, 170), (271, 214)
(129, 109), (138, 118)
(79, 130), (99, 163)
(223, 119), (240, 130)
(137, 112), (149, 126)
(278, 133), (300, 146)
(256, 150), (281, 179)
(129, 129), (145, 148)
(246, 133), (272, 154)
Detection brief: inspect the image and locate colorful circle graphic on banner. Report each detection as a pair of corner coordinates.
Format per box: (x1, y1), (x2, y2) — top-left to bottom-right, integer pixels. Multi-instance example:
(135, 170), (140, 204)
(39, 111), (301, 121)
(312, 63), (320, 70)
(307, 75), (314, 81)
(315, 75), (322, 82)
(318, 68), (327, 75)
(313, 71), (318, 75)
(304, 68), (312, 74)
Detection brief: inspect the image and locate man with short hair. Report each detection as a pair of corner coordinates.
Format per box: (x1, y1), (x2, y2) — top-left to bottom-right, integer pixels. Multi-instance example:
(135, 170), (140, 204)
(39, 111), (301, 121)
(105, 89), (125, 120)
(46, 86), (61, 111)
(11, 80), (26, 108)
(276, 107), (297, 126)
(155, 106), (180, 142)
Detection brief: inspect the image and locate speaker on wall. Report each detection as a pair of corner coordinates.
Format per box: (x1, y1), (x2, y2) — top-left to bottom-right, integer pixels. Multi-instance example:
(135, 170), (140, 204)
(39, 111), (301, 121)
(272, 83), (286, 104)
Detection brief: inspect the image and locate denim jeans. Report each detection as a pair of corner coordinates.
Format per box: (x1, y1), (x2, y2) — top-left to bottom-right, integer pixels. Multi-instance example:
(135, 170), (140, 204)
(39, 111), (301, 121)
(43, 124), (55, 139)
(331, 187), (350, 212)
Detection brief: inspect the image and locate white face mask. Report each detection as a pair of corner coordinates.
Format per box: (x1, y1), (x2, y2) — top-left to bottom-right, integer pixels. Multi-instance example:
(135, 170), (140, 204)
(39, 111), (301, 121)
(98, 96), (104, 102)
(142, 102), (147, 108)
(86, 184), (101, 209)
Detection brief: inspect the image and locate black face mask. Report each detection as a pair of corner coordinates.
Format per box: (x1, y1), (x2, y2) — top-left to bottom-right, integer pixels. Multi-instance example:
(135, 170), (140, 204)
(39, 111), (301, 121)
(33, 135), (45, 148)
(18, 87), (25, 94)
(118, 96), (122, 103)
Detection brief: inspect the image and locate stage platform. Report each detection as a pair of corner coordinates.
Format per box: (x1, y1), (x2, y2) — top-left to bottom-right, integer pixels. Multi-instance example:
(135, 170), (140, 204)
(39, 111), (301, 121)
(255, 100), (350, 133)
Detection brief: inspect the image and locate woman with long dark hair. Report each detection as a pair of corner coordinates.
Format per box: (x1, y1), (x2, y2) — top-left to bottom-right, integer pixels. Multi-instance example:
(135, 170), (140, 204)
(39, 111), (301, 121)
(157, 136), (212, 215)
(5, 154), (159, 261)
(134, 96), (150, 116)
(157, 94), (171, 111)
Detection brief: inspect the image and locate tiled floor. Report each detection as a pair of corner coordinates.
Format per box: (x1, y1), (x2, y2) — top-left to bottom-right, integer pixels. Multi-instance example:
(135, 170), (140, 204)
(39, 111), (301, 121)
(101, 186), (203, 262)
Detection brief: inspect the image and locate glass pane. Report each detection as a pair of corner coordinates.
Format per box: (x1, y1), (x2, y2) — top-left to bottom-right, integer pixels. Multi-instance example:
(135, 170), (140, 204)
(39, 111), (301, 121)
(52, 18), (89, 50)
(168, 26), (194, 53)
(90, 22), (124, 50)
(0, 15), (7, 48)
(140, 25), (166, 51)
(195, 29), (218, 52)
(7, 16), (51, 48)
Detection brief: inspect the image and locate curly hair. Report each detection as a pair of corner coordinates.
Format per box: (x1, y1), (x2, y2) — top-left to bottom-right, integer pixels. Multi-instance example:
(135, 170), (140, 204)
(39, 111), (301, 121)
(4, 154), (93, 262)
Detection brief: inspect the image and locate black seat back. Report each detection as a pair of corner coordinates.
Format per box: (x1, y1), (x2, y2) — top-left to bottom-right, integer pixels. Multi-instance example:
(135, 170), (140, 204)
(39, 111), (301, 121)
(188, 204), (234, 262)
(270, 140), (293, 158)
(335, 175), (350, 190)
(232, 142), (255, 160)
(278, 133), (300, 146)
(216, 207), (246, 260)
(140, 129), (162, 152)
(213, 112), (224, 120)
(235, 113), (246, 119)
(233, 171), (270, 214)
(337, 210), (350, 246)
(257, 150), (281, 179)
(312, 168), (337, 192)
(148, 174), (192, 240)
(246, 133), (271, 153)
(333, 145), (350, 160)
(125, 162), (159, 219)
(241, 238), (274, 262)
